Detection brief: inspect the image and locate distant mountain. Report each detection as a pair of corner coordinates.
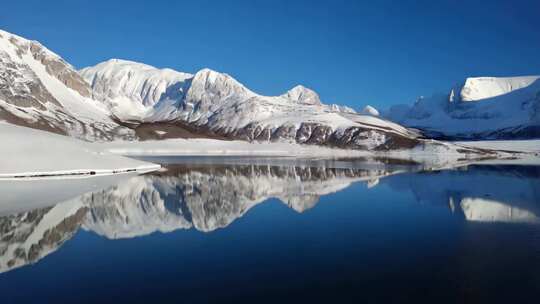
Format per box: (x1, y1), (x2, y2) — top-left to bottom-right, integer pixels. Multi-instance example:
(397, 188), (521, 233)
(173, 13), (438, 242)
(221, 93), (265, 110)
(0, 30), (135, 140)
(385, 76), (540, 139)
(80, 59), (422, 149)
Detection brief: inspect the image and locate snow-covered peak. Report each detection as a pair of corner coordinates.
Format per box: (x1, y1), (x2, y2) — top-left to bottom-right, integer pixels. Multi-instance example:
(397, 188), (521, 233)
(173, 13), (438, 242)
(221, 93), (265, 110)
(384, 74), (540, 139)
(189, 68), (254, 96)
(0, 28), (91, 98)
(282, 85), (322, 105)
(80, 58), (192, 108)
(0, 29), (62, 62)
(361, 105), (380, 116)
(0, 28), (132, 140)
(460, 76), (540, 102)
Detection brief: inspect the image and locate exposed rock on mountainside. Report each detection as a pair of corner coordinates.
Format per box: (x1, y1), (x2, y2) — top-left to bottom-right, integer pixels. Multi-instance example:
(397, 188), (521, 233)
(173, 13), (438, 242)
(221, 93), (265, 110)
(0, 30), (135, 140)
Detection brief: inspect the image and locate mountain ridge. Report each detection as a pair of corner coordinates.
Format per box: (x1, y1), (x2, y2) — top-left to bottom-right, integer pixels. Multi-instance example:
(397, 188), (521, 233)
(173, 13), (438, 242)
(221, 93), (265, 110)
(80, 57), (425, 149)
(384, 75), (540, 139)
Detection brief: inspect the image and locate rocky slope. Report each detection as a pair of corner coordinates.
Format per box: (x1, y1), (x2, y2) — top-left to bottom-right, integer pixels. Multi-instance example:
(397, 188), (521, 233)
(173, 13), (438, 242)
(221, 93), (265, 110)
(385, 76), (540, 139)
(0, 30), (135, 141)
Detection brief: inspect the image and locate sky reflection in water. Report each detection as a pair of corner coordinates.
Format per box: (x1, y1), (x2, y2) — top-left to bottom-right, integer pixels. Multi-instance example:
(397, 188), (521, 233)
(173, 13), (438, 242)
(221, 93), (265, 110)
(0, 157), (539, 303)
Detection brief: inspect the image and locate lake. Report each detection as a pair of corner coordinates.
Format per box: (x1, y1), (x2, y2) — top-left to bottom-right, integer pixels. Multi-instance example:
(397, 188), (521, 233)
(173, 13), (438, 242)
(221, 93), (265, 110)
(0, 157), (539, 303)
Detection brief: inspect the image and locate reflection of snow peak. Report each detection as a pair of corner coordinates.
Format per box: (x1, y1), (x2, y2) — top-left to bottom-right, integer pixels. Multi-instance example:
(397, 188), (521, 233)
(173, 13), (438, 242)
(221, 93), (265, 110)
(1, 163), (539, 275)
(460, 198), (538, 223)
(383, 165), (540, 224)
(0, 199), (87, 273)
(0, 163), (400, 273)
(82, 165), (396, 238)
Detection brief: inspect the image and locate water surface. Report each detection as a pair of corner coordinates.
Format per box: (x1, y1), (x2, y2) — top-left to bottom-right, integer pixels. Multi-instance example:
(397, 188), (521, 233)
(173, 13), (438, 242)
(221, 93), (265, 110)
(0, 157), (539, 303)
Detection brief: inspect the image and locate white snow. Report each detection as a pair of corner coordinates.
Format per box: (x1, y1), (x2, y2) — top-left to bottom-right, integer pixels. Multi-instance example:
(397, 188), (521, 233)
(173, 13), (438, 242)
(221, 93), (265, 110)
(281, 85), (322, 105)
(460, 197), (538, 223)
(80, 60), (387, 138)
(361, 105), (380, 116)
(95, 136), (539, 169)
(0, 123), (159, 178)
(80, 59), (193, 120)
(22, 51), (111, 123)
(98, 137), (372, 158)
(0, 29), (134, 140)
(461, 76), (540, 102)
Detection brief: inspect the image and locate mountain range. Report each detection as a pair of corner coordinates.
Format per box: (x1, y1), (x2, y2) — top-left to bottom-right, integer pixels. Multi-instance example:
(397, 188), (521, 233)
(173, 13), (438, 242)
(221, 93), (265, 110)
(1, 28), (538, 149)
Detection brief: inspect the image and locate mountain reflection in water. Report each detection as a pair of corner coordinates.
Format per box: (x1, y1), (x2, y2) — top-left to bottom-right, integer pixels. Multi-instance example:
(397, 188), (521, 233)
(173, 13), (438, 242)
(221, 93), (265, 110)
(0, 158), (539, 302)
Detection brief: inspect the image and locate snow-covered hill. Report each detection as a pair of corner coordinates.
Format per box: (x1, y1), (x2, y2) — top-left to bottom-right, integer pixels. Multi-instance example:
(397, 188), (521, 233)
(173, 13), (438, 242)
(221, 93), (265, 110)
(0, 123), (159, 178)
(81, 59), (426, 150)
(0, 30), (135, 140)
(385, 76), (540, 139)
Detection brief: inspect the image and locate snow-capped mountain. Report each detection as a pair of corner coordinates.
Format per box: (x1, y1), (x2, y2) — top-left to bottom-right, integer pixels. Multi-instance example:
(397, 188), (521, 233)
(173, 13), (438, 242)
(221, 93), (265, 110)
(361, 105), (380, 116)
(385, 76), (540, 139)
(80, 59), (423, 150)
(0, 30), (135, 140)
(2, 28), (536, 146)
(0, 28), (424, 149)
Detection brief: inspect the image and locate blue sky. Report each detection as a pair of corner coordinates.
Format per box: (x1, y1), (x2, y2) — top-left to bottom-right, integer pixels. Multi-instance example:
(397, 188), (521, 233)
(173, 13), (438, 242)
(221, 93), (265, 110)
(1, 0), (539, 109)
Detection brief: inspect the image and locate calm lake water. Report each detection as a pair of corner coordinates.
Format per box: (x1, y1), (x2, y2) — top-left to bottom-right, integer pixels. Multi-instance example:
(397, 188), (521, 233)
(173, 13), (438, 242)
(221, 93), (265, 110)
(0, 157), (539, 303)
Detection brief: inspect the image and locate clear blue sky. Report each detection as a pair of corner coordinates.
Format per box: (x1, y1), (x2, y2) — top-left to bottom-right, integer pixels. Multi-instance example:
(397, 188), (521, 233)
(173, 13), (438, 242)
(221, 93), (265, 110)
(1, 0), (539, 109)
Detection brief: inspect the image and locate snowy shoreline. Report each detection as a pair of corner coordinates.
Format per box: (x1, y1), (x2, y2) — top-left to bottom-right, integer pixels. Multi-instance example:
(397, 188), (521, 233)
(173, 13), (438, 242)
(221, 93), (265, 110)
(0, 123), (160, 179)
(2, 123), (539, 179)
(98, 137), (540, 166)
